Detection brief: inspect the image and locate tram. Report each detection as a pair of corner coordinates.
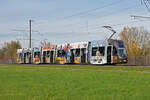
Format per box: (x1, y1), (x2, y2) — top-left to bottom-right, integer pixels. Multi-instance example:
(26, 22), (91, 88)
(16, 39), (127, 65)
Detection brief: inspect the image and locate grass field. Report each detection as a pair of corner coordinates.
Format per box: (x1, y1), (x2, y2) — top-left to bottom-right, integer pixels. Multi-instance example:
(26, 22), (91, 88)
(0, 64), (150, 100)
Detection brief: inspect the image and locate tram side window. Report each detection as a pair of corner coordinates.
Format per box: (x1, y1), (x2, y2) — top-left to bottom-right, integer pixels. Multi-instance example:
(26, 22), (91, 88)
(99, 47), (105, 56)
(75, 49), (80, 57)
(20, 53), (22, 58)
(92, 47), (98, 56)
(62, 50), (66, 57)
(57, 50), (66, 57)
(47, 51), (50, 57)
(17, 53), (22, 59)
(34, 52), (40, 57)
(27, 52), (30, 58)
(38, 52), (40, 57)
(34, 52), (37, 57)
(43, 51), (46, 56)
(27, 52), (29, 56)
(113, 47), (117, 56)
(57, 50), (61, 57)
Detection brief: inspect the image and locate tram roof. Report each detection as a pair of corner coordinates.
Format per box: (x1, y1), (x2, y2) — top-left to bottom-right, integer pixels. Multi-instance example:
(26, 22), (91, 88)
(70, 41), (88, 49)
(17, 49), (23, 53)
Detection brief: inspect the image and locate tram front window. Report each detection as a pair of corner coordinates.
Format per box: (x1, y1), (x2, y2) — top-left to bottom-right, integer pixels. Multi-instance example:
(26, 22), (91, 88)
(118, 49), (127, 58)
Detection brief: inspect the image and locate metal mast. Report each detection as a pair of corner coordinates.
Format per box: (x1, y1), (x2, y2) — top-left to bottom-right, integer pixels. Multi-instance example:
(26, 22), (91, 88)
(29, 20), (32, 48)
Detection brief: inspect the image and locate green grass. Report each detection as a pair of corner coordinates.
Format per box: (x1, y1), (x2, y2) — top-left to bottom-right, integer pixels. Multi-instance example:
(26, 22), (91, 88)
(0, 64), (150, 100)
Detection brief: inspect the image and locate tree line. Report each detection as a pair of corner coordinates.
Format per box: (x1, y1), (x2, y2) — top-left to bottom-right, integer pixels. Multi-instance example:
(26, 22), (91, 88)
(120, 27), (150, 56)
(0, 41), (21, 63)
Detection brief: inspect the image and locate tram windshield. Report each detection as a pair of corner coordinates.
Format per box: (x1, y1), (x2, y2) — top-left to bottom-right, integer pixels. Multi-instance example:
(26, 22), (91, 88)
(118, 48), (127, 58)
(118, 41), (125, 48)
(117, 41), (127, 58)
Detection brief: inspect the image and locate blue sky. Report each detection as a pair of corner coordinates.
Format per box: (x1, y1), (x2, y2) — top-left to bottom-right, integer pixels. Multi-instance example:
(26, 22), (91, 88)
(0, 0), (150, 47)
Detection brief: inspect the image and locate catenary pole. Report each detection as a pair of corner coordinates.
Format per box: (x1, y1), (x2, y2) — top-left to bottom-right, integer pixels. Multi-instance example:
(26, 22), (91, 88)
(29, 20), (32, 48)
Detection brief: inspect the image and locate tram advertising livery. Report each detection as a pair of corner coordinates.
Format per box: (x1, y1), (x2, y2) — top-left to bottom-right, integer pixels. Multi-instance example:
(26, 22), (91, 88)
(42, 45), (55, 64)
(16, 39), (128, 65)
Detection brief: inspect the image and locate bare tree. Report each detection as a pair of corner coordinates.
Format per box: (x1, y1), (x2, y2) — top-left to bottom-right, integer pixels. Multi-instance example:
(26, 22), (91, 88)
(0, 41), (21, 63)
(120, 27), (150, 56)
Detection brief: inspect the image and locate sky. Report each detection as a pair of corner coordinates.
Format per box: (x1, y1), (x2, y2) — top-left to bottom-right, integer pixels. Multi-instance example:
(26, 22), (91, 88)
(0, 0), (150, 48)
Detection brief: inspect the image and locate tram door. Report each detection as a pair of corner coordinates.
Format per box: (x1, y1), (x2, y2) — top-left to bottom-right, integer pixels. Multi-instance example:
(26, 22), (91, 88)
(81, 48), (86, 63)
(43, 51), (46, 63)
(50, 51), (54, 63)
(29, 53), (31, 64)
(24, 53), (26, 64)
(107, 46), (112, 64)
(70, 49), (74, 63)
(47, 51), (50, 63)
(26, 53), (29, 63)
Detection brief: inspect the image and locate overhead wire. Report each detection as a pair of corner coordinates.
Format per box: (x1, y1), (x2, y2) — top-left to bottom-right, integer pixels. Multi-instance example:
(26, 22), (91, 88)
(53, 0), (124, 21)
(77, 4), (140, 30)
(36, 3), (139, 34)
(34, 0), (125, 26)
(142, 0), (150, 13)
(32, 0), (137, 39)
(17, 0), (149, 45)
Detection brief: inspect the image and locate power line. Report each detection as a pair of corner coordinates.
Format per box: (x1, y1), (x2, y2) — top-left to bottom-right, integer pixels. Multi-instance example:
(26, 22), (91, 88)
(32, 0), (138, 39)
(41, 4), (138, 32)
(131, 15), (150, 19)
(12, 29), (38, 32)
(130, 0), (150, 22)
(37, 16), (146, 39)
(13, 0), (146, 44)
(55, 0), (123, 21)
(142, 0), (150, 13)
(34, 0), (124, 26)
(94, 19), (149, 29)
(79, 4), (139, 29)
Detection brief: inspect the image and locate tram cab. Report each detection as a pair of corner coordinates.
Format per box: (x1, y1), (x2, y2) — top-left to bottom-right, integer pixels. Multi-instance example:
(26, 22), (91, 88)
(108, 39), (128, 64)
(89, 39), (127, 65)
